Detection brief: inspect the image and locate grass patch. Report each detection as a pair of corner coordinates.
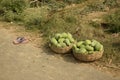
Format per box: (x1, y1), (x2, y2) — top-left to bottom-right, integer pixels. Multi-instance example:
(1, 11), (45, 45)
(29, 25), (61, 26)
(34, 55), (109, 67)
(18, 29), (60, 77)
(23, 7), (50, 29)
(104, 9), (120, 33)
(0, 0), (28, 22)
(102, 36), (120, 65)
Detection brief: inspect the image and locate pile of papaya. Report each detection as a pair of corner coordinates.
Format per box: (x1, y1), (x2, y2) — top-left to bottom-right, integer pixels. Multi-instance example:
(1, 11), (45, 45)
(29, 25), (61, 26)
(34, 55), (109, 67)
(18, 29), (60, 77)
(73, 40), (103, 54)
(50, 32), (75, 48)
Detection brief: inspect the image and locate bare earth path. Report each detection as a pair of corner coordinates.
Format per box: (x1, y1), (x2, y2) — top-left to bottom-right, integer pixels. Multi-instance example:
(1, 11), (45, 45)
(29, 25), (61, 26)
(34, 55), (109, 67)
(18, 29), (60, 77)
(0, 28), (119, 80)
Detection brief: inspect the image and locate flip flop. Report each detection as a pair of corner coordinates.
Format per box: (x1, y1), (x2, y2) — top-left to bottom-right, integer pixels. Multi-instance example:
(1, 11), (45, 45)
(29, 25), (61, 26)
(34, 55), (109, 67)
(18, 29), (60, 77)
(13, 37), (29, 45)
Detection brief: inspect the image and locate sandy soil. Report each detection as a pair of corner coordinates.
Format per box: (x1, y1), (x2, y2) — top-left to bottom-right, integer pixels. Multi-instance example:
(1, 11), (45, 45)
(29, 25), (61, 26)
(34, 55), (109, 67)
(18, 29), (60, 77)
(0, 22), (120, 80)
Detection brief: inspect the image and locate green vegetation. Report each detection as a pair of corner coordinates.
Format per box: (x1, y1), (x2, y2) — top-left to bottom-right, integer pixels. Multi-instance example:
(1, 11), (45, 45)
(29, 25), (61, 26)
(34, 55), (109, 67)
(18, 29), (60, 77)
(0, 0), (27, 21)
(103, 0), (119, 8)
(63, 0), (87, 4)
(87, 2), (105, 12)
(23, 7), (49, 29)
(104, 9), (120, 33)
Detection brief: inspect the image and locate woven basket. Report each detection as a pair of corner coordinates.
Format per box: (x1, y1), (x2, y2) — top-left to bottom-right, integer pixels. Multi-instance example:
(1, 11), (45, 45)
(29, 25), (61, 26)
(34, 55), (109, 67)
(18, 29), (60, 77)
(73, 50), (104, 61)
(49, 43), (72, 54)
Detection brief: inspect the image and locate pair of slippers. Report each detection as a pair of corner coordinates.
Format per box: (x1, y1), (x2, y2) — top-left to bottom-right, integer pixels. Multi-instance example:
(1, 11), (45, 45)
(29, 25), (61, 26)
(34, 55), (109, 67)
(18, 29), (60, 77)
(13, 37), (29, 45)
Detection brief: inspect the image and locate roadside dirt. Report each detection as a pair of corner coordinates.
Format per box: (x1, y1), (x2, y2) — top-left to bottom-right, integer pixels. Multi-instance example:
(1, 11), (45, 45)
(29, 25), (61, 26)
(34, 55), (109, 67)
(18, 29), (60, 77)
(0, 21), (120, 80)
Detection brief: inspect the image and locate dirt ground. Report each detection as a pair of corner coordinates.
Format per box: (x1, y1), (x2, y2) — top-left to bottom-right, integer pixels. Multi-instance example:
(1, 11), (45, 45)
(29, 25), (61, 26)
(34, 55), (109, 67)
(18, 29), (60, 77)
(0, 22), (120, 80)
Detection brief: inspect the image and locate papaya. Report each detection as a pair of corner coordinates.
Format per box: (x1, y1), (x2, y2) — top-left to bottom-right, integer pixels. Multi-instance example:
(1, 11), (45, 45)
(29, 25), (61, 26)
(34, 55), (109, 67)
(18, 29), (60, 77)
(85, 40), (92, 45)
(79, 44), (85, 48)
(85, 45), (94, 51)
(55, 33), (61, 40)
(56, 44), (61, 47)
(100, 45), (103, 51)
(65, 39), (71, 46)
(94, 43), (102, 51)
(58, 38), (65, 43)
(60, 43), (66, 47)
(51, 38), (58, 45)
(73, 44), (77, 49)
(61, 32), (68, 38)
(77, 41), (84, 47)
(67, 33), (72, 38)
(74, 47), (80, 53)
(78, 48), (87, 54)
(69, 37), (74, 43)
(91, 41), (97, 47)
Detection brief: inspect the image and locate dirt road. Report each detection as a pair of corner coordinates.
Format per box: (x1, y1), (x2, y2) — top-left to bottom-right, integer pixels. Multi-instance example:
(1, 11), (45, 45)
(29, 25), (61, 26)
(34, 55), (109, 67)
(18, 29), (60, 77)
(0, 28), (119, 80)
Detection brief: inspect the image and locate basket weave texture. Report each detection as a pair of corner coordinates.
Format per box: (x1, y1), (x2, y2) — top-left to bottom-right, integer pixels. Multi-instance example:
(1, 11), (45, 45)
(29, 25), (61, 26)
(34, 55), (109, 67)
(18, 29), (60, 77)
(73, 50), (104, 61)
(49, 43), (72, 54)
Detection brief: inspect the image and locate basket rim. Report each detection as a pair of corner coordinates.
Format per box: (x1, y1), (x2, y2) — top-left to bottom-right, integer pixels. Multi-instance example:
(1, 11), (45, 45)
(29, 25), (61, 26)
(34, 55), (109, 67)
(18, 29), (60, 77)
(49, 42), (73, 54)
(73, 50), (104, 55)
(49, 42), (73, 49)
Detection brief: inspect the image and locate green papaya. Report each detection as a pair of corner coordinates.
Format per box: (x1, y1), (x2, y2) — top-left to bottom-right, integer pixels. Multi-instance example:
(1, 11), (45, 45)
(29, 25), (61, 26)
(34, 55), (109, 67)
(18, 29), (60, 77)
(73, 44), (77, 50)
(61, 33), (68, 38)
(91, 41), (97, 47)
(67, 33), (72, 38)
(69, 37), (74, 43)
(94, 43), (102, 51)
(85, 45), (94, 51)
(78, 48), (87, 54)
(51, 38), (58, 45)
(56, 44), (61, 47)
(55, 33), (61, 40)
(100, 45), (103, 51)
(79, 44), (85, 48)
(77, 41), (84, 47)
(91, 40), (101, 47)
(58, 38), (65, 43)
(74, 47), (80, 53)
(60, 43), (66, 47)
(65, 39), (71, 46)
(85, 40), (92, 45)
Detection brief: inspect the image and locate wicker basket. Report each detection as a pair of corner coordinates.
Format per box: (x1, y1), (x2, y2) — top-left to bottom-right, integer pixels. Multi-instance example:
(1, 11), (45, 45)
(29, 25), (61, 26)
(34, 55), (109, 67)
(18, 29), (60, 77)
(73, 50), (104, 61)
(49, 43), (72, 54)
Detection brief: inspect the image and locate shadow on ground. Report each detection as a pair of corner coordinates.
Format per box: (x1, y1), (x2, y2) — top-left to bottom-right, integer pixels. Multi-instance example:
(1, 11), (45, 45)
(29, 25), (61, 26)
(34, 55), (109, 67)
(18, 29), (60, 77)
(112, 42), (120, 49)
